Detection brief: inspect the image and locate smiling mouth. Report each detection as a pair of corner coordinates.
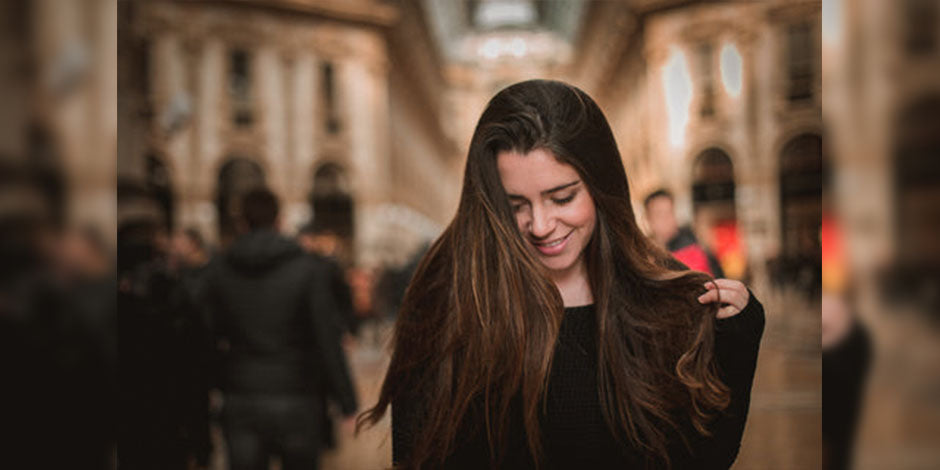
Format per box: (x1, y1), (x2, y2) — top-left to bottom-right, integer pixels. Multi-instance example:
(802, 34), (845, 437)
(530, 230), (574, 254)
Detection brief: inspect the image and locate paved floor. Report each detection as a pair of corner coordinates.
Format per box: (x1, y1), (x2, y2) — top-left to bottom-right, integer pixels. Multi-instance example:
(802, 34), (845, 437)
(733, 289), (821, 469)
(853, 306), (940, 470)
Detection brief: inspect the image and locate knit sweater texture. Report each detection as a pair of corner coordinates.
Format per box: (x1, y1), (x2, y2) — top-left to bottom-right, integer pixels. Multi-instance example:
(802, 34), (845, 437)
(392, 293), (765, 469)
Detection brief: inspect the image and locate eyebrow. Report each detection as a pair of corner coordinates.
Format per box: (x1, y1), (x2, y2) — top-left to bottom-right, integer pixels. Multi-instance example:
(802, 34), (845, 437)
(507, 180), (580, 199)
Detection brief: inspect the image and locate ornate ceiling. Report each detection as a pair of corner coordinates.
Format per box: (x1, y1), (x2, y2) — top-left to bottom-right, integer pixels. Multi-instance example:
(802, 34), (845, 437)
(423, 0), (586, 65)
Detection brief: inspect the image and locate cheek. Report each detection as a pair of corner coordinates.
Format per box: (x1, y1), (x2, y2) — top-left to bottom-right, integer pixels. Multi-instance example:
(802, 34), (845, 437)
(569, 197), (597, 231)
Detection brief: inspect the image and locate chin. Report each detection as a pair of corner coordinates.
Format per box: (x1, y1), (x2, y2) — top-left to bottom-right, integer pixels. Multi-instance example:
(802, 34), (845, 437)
(540, 255), (578, 274)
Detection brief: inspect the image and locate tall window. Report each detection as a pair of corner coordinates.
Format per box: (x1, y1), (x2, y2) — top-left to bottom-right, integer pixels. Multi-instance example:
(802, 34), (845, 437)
(786, 22), (814, 103)
(905, 0), (938, 56)
(779, 134), (823, 260)
(697, 42), (715, 117)
(229, 48), (253, 127)
(321, 62), (340, 134)
(134, 38), (153, 120)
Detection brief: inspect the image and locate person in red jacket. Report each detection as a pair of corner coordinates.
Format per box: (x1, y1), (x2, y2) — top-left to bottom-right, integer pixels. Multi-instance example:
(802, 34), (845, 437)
(644, 188), (725, 278)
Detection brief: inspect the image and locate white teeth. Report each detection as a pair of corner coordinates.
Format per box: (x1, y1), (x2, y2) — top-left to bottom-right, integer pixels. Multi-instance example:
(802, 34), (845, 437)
(533, 231), (571, 248)
(537, 236), (565, 247)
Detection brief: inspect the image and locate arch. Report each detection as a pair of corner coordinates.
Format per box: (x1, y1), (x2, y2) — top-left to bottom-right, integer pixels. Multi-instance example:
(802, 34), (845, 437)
(691, 147), (736, 201)
(778, 132), (823, 261)
(311, 161), (352, 198)
(690, 147), (743, 278)
(215, 156), (267, 244)
(307, 161), (355, 255)
(894, 94), (940, 265)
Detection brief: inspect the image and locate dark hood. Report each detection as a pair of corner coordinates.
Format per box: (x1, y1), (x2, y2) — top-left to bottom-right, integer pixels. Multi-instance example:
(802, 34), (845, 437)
(225, 230), (303, 272)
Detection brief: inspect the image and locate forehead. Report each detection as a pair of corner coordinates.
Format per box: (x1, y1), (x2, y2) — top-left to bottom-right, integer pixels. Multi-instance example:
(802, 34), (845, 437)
(496, 148), (580, 194)
(646, 195), (674, 212)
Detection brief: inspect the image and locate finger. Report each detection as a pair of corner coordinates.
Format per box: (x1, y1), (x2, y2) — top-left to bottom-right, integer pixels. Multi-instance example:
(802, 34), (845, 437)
(697, 289), (720, 304)
(699, 284), (747, 309)
(703, 280), (748, 305)
(706, 278), (745, 291)
(716, 304), (741, 319)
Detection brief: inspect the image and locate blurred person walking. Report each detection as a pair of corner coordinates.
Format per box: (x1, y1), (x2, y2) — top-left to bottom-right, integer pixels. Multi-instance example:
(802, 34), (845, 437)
(1, 164), (116, 469)
(205, 188), (357, 470)
(170, 227), (213, 303)
(296, 222), (356, 451)
(821, 213), (871, 470)
(117, 206), (212, 470)
(644, 189), (725, 278)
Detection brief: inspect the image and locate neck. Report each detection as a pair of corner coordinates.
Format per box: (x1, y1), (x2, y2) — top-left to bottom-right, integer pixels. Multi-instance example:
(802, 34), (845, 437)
(550, 258), (593, 307)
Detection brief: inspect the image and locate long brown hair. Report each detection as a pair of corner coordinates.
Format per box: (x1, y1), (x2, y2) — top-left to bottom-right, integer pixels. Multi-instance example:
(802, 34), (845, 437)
(358, 80), (729, 468)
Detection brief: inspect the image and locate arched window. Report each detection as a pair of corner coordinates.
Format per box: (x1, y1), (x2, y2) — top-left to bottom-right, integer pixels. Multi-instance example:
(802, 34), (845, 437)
(692, 148), (735, 204)
(691, 148), (743, 278)
(309, 162), (354, 240)
(779, 133), (823, 261)
(895, 96), (940, 265)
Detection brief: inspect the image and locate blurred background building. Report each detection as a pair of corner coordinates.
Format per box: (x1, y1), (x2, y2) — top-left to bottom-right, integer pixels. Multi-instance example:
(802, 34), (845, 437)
(825, 0), (940, 468)
(1, 0), (116, 241)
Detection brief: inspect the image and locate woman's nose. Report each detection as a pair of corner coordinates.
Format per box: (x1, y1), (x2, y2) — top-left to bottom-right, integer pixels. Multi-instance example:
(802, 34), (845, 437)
(529, 205), (555, 239)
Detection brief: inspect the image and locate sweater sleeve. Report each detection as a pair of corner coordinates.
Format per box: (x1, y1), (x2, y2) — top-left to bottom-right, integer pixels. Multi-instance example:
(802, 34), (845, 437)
(307, 260), (359, 415)
(696, 289), (766, 469)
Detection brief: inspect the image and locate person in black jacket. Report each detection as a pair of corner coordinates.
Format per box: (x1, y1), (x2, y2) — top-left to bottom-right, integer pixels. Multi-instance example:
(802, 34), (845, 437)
(357, 80), (764, 469)
(206, 188), (357, 470)
(118, 215), (212, 470)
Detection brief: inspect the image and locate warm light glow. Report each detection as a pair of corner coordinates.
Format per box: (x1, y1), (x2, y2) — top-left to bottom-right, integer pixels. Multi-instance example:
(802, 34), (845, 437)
(662, 47), (692, 148)
(510, 37), (527, 57)
(470, 32), (569, 63)
(480, 37), (501, 59)
(720, 43), (743, 98)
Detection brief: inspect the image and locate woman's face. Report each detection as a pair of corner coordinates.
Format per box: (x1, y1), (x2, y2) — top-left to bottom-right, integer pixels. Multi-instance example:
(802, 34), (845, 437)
(497, 148), (597, 279)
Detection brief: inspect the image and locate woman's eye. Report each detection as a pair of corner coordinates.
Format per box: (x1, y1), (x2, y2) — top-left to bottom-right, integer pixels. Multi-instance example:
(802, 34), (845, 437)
(552, 194), (575, 205)
(512, 203), (526, 212)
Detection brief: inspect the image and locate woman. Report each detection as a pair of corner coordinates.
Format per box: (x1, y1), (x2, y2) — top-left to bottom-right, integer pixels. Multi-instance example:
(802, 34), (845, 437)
(358, 80), (764, 469)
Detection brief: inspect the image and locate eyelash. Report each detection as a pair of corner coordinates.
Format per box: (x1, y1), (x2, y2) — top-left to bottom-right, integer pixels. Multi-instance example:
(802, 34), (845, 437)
(512, 193), (575, 212)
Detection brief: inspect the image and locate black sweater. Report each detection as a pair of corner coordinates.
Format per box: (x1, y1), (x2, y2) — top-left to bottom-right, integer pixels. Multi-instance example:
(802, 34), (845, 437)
(392, 293), (765, 469)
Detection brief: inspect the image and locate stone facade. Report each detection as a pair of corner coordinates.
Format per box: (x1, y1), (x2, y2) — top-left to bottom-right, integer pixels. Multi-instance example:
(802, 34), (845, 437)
(119, 0), (448, 267)
(7, 0), (118, 242)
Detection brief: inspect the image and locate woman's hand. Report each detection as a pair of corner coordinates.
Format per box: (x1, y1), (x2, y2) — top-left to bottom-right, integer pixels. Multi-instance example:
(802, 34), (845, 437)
(698, 279), (750, 319)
